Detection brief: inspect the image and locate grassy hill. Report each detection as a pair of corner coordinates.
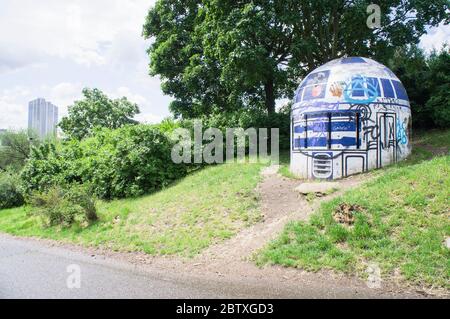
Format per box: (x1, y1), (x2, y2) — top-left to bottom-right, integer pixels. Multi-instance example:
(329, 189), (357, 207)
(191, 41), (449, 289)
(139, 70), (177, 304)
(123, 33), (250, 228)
(257, 130), (450, 289)
(0, 129), (448, 289)
(0, 162), (264, 257)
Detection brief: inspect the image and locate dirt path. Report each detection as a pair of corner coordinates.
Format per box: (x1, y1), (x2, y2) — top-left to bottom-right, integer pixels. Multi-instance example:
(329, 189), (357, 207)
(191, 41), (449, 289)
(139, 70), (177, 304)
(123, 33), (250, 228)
(195, 165), (365, 264)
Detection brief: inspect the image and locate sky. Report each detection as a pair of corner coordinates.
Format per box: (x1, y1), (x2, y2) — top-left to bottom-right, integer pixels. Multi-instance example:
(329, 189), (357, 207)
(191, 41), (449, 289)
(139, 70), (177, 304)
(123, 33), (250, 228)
(0, 0), (449, 130)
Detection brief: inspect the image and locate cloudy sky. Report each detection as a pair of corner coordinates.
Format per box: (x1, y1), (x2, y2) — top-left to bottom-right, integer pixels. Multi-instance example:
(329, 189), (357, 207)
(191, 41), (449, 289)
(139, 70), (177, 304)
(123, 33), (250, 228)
(0, 0), (448, 129)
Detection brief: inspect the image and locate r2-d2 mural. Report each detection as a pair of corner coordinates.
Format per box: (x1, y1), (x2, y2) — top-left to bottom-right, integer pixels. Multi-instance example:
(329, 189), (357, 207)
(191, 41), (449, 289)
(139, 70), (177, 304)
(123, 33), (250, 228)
(291, 57), (411, 179)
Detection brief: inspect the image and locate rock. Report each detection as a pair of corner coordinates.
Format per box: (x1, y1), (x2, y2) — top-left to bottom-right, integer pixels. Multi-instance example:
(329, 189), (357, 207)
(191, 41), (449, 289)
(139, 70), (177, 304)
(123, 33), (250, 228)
(294, 182), (339, 195)
(446, 237), (450, 249)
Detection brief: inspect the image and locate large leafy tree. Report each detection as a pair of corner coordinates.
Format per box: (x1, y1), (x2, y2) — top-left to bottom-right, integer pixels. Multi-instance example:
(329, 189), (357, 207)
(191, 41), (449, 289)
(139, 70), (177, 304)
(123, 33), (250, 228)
(59, 88), (140, 140)
(143, 0), (232, 118)
(144, 0), (448, 117)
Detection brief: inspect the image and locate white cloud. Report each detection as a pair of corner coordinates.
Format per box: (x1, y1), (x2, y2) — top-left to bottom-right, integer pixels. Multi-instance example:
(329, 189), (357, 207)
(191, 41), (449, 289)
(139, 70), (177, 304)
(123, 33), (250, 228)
(0, 87), (32, 129)
(0, 0), (155, 70)
(134, 112), (165, 124)
(420, 22), (449, 53)
(48, 82), (84, 118)
(113, 87), (147, 105)
(110, 86), (165, 124)
(0, 0), (171, 129)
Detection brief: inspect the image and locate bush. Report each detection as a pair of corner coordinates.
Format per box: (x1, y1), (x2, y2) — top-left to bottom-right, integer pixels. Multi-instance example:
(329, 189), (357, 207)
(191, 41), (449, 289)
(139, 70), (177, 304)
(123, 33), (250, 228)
(30, 185), (97, 227)
(20, 142), (68, 195)
(21, 124), (188, 200)
(427, 88), (450, 128)
(75, 125), (187, 199)
(0, 173), (25, 209)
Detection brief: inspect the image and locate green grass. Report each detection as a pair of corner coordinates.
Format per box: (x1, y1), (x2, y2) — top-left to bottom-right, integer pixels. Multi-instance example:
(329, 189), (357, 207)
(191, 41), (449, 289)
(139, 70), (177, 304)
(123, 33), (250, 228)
(412, 129), (450, 148)
(0, 162), (265, 257)
(278, 151), (301, 179)
(257, 131), (450, 288)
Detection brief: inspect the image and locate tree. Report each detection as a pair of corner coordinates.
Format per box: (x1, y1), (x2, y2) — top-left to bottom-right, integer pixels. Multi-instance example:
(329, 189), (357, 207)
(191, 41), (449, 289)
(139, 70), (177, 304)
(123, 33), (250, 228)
(387, 45), (450, 128)
(425, 47), (450, 128)
(59, 88), (140, 140)
(386, 45), (431, 128)
(144, 0), (449, 117)
(0, 130), (39, 172)
(143, 0), (235, 118)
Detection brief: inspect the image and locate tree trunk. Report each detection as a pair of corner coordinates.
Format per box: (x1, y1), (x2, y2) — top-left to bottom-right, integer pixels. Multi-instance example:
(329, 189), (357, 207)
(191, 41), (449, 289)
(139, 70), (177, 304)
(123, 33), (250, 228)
(265, 78), (275, 115)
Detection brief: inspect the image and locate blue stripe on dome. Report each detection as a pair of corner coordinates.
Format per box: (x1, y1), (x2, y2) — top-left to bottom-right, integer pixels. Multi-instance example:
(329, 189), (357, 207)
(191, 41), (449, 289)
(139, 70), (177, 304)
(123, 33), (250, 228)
(341, 57), (366, 64)
(294, 137), (359, 148)
(294, 121), (357, 133)
(392, 80), (409, 101)
(381, 78), (396, 98)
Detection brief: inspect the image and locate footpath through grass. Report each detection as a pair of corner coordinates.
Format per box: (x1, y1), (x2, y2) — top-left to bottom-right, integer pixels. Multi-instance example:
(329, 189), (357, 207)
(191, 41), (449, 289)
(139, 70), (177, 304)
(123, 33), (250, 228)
(257, 130), (450, 289)
(0, 162), (264, 257)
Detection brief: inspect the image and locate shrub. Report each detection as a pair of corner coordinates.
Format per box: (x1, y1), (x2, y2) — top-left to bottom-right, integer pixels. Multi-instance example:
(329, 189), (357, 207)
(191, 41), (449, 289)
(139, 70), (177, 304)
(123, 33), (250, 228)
(64, 184), (98, 222)
(426, 87), (450, 128)
(30, 185), (97, 227)
(0, 172), (25, 209)
(20, 142), (73, 195)
(21, 124), (188, 200)
(74, 125), (187, 199)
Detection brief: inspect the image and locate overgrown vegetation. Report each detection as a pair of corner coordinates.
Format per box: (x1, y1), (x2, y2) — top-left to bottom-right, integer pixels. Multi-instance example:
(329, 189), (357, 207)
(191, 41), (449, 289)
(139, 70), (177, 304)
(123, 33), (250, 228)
(30, 184), (98, 227)
(20, 124), (187, 199)
(0, 162), (263, 256)
(387, 46), (450, 129)
(0, 172), (24, 210)
(257, 132), (450, 289)
(0, 130), (39, 171)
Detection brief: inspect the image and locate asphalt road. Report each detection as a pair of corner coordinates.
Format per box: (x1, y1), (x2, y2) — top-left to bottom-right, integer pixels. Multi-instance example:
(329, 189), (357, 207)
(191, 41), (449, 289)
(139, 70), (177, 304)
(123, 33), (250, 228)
(0, 234), (428, 299)
(0, 235), (262, 299)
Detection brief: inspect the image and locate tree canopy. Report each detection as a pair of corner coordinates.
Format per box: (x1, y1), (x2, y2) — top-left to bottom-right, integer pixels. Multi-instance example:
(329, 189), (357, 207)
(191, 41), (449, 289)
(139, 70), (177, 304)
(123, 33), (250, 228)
(387, 45), (450, 128)
(143, 0), (449, 118)
(59, 88), (140, 140)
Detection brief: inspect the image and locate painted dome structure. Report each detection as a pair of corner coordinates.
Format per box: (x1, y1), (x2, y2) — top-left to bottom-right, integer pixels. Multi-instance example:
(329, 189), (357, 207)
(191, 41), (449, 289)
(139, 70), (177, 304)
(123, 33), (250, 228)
(290, 57), (411, 179)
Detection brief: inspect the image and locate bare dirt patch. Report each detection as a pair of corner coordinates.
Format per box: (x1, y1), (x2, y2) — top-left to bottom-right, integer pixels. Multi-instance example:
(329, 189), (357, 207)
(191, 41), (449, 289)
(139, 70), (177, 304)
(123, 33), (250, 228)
(333, 203), (365, 226)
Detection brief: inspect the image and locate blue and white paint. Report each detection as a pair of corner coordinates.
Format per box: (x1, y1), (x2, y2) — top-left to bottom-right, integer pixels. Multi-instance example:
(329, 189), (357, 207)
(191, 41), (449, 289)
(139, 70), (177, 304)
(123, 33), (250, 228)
(291, 57), (412, 179)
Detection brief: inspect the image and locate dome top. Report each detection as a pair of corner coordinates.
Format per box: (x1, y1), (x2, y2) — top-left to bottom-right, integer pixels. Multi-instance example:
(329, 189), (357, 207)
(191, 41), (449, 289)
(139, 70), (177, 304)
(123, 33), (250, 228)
(294, 56), (409, 106)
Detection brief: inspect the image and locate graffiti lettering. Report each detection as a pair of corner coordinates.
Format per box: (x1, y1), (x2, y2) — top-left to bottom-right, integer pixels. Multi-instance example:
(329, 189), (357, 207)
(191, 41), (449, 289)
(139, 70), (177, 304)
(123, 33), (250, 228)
(343, 75), (379, 104)
(396, 118), (408, 145)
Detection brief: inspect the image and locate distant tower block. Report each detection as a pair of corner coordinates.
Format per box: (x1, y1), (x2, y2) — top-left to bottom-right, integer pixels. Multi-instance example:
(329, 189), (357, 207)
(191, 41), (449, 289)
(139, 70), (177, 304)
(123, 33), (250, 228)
(28, 98), (59, 139)
(290, 57), (411, 179)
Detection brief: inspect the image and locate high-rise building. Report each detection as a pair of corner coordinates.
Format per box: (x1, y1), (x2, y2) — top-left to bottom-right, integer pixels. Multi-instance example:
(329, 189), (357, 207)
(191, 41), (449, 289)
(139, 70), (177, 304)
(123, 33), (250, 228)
(28, 98), (58, 139)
